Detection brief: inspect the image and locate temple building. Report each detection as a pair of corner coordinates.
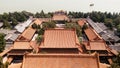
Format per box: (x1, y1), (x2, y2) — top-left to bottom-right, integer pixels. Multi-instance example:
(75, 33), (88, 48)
(0, 10), (118, 68)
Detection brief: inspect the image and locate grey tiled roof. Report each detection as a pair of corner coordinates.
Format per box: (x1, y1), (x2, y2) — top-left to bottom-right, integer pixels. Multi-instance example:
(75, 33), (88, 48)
(86, 18), (120, 42)
(0, 29), (16, 34)
(86, 18), (103, 33)
(15, 19), (32, 33)
(4, 33), (20, 41)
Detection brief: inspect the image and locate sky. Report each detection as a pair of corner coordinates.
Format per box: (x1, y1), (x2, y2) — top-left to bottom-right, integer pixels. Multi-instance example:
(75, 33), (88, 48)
(0, 0), (120, 14)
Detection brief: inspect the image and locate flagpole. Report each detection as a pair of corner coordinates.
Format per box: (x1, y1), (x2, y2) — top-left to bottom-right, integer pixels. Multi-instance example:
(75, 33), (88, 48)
(88, 3), (94, 18)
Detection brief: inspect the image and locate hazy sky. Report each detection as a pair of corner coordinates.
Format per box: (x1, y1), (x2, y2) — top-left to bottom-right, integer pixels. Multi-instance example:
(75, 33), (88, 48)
(0, 0), (120, 14)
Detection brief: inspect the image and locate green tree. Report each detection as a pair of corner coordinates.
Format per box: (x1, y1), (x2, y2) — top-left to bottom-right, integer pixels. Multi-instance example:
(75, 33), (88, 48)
(11, 18), (18, 27)
(35, 12), (40, 18)
(3, 20), (11, 29)
(113, 17), (120, 26)
(0, 56), (4, 68)
(36, 35), (43, 44)
(82, 23), (88, 30)
(32, 23), (38, 29)
(110, 52), (120, 68)
(117, 24), (120, 32)
(116, 24), (120, 37)
(40, 10), (45, 18)
(2, 13), (9, 21)
(90, 11), (100, 22)
(104, 18), (113, 30)
(37, 28), (44, 35)
(42, 21), (56, 29)
(0, 33), (5, 52)
(0, 15), (3, 22)
(65, 23), (82, 37)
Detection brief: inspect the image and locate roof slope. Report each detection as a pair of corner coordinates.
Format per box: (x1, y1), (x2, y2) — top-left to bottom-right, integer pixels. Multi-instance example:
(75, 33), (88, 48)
(34, 19), (42, 25)
(15, 19), (32, 33)
(40, 29), (79, 48)
(86, 18), (103, 33)
(13, 42), (31, 49)
(22, 54), (100, 68)
(30, 18), (43, 26)
(52, 15), (69, 21)
(84, 27), (102, 41)
(83, 41), (107, 50)
(17, 27), (36, 41)
(5, 33), (20, 41)
(78, 20), (86, 27)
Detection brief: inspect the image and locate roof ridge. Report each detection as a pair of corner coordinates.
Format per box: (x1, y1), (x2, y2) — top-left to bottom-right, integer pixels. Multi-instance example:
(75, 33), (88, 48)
(25, 53), (98, 57)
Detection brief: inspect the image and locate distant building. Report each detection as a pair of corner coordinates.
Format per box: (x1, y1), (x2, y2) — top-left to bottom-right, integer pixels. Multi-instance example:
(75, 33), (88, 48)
(52, 10), (69, 23)
(0, 11), (116, 68)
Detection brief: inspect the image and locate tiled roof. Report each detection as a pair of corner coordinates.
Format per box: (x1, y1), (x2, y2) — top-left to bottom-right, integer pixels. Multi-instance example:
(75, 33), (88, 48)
(95, 23), (107, 31)
(34, 19), (42, 25)
(39, 18), (52, 22)
(30, 41), (39, 53)
(13, 42), (31, 49)
(22, 53), (100, 68)
(86, 18), (103, 33)
(0, 47), (13, 57)
(4, 33), (20, 41)
(83, 41), (107, 50)
(101, 30), (120, 42)
(52, 15), (69, 21)
(15, 19), (32, 33)
(17, 27), (36, 41)
(40, 29), (80, 48)
(0, 29), (16, 35)
(78, 20), (86, 27)
(84, 27), (102, 41)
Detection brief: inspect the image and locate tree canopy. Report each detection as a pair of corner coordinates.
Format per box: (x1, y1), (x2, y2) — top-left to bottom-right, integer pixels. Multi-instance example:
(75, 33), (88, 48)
(0, 33), (5, 52)
(111, 52), (120, 68)
(42, 21), (56, 29)
(65, 23), (82, 37)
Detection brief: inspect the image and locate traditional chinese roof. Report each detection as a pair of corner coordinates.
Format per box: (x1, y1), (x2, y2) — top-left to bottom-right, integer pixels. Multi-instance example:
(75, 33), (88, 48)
(83, 41), (107, 50)
(84, 27), (102, 41)
(17, 27), (36, 41)
(13, 42), (31, 49)
(78, 20), (86, 27)
(15, 19), (32, 33)
(30, 18), (43, 26)
(40, 29), (80, 48)
(52, 14), (69, 21)
(22, 53), (100, 68)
